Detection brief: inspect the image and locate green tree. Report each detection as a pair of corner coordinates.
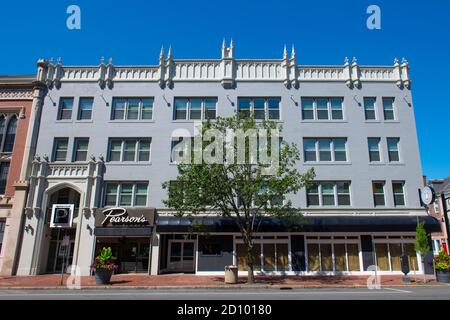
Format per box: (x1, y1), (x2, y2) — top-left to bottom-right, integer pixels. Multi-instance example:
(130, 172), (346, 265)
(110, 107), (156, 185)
(414, 221), (430, 283)
(163, 114), (315, 283)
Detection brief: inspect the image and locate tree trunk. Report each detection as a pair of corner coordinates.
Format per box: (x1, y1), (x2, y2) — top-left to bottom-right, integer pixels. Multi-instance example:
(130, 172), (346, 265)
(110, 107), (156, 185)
(422, 261), (426, 283)
(245, 238), (255, 284)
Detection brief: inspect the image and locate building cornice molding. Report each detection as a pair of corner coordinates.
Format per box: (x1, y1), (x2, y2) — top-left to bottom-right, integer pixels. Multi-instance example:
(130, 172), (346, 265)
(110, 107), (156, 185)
(35, 43), (412, 90)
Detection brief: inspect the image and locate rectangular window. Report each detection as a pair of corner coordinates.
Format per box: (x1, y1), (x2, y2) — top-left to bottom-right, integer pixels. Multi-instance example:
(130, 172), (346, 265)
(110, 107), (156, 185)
(138, 140), (151, 162)
(73, 138), (89, 162)
(373, 181), (385, 206)
(301, 98), (344, 121)
(134, 183), (148, 206)
(58, 98), (73, 120)
(331, 98), (343, 120)
(189, 99), (202, 120)
(337, 182), (351, 205)
(316, 99), (329, 120)
(111, 98), (154, 120)
(364, 98), (376, 120)
(119, 183), (133, 206)
(301, 98), (314, 120)
(333, 139), (347, 161)
(77, 98), (93, 120)
(321, 183), (335, 206)
(104, 182), (148, 207)
(174, 98), (217, 120)
(303, 139), (316, 162)
(0, 162), (10, 195)
(387, 138), (400, 162)
(204, 98), (217, 120)
(306, 182), (351, 207)
(268, 99), (280, 120)
(53, 138), (69, 162)
(107, 139), (151, 162)
(368, 138), (381, 162)
(304, 138), (348, 162)
(237, 98), (281, 120)
(392, 182), (405, 206)
(383, 98), (395, 120)
(306, 183), (320, 206)
(0, 219), (5, 255)
(318, 139), (332, 161)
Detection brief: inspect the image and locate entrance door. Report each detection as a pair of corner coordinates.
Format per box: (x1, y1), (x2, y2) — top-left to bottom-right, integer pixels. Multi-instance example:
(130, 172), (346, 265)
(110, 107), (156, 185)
(168, 240), (195, 272)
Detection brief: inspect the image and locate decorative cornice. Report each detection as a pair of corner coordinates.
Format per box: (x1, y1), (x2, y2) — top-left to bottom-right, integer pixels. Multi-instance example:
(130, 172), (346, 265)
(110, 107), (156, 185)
(36, 43), (411, 90)
(0, 88), (33, 100)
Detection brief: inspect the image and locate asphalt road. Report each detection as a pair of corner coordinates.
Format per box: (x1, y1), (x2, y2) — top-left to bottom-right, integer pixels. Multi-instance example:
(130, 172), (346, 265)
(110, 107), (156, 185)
(0, 286), (450, 300)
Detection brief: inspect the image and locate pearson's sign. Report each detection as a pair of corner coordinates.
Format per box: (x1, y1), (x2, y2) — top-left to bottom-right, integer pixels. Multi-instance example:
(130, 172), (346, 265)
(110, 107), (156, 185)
(95, 207), (155, 227)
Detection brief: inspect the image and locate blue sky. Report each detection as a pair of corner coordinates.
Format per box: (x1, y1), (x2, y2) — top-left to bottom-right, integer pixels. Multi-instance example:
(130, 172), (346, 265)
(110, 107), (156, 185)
(0, 0), (448, 179)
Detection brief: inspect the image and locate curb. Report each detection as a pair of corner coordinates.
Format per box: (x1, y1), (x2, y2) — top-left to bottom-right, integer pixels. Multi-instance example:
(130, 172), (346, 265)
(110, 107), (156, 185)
(0, 283), (447, 290)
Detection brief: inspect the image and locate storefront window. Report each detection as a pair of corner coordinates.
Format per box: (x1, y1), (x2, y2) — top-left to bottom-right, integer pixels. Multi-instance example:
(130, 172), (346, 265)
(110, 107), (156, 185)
(306, 237), (361, 272)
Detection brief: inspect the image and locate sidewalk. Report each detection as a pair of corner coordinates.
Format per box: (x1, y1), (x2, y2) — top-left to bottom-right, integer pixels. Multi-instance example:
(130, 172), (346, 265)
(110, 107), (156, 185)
(0, 274), (443, 290)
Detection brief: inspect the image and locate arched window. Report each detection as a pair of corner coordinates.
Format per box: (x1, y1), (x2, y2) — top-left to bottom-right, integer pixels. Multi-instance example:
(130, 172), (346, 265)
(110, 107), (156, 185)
(0, 116), (5, 149)
(3, 116), (17, 153)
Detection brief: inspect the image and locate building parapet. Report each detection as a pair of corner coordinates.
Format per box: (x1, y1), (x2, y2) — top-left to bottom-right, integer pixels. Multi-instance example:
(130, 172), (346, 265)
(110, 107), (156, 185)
(35, 41), (411, 90)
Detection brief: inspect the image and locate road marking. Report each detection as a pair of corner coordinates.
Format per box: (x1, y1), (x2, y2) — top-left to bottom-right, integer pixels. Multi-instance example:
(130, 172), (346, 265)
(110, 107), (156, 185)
(383, 288), (412, 293)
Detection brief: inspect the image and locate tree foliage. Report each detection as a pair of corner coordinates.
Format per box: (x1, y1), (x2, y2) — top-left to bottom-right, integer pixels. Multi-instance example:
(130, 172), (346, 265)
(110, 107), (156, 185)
(163, 114), (315, 283)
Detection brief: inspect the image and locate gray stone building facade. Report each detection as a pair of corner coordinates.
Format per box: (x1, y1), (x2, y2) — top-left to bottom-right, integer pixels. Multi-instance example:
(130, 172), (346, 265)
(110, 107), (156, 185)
(16, 42), (439, 277)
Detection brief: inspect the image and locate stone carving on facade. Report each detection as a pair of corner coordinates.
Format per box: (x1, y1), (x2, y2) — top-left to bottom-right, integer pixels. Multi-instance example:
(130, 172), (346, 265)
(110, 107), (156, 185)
(33, 42), (411, 90)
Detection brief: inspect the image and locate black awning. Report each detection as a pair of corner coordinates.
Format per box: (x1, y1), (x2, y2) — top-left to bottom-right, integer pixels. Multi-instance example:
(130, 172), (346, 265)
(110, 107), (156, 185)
(95, 227), (152, 237)
(156, 215), (441, 233)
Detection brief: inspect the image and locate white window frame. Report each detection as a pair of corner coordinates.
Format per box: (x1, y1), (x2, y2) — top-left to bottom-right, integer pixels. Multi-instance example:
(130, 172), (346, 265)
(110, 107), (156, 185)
(363, 97), (377, 121)
(392, 181), (406, 207)
(237, 97), (281, 121)
(103, 182), (149, 207)
(382, 97), (396, 121)
(111, 97), (154, 121)
(107, 138), (152, 162)
(306, 181), (352, 207)
(301, 97), (344, 121)
(173, 98), (218, 121)
(304, 138), (348, 163)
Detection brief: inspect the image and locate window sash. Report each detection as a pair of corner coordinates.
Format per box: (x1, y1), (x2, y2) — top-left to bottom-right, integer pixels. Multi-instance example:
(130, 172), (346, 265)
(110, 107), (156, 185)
(393, 182), (405, 206)
(78, 98), (93, 120)
(368, 138), (381, 162)
(307, 182), (351, 207)
(58, 98), (73, 120)
(387, 138), (400, 162)
(383, 98), (395, 120)
(53, 138), (68, 161)
(373, 182), (385, 206)
(74, 138), (89, 162)
(237, 98), (280, 120)
(112, 98), (153, 120)
(364, 98), (376, 120)
(105, 182), (148, 207)
(0, 162), (10, 195)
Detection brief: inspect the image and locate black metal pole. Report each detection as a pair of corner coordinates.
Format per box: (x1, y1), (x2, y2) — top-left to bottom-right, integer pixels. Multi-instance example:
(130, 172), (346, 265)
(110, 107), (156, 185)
(442, 193), (450, 253)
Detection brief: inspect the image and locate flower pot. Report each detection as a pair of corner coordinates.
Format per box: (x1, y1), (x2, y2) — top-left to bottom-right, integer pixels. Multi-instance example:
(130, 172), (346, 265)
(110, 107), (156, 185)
(95, 269), (113, 285)
(436, 269), (450, 283)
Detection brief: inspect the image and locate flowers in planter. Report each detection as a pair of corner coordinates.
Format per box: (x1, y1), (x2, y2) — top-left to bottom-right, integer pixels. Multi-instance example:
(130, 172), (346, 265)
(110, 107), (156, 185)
(91, 247), (118, 272)
(434, 250), (450, 271)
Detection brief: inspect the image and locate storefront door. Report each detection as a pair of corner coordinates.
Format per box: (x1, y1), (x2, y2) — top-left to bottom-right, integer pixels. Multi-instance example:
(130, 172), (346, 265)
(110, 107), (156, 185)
(167, 240), (195, 272)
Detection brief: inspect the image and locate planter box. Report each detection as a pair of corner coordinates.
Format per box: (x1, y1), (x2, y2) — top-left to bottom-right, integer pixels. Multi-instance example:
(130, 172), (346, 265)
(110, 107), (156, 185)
(95, 269), (113, 285)
(436, 270), (450, 283)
